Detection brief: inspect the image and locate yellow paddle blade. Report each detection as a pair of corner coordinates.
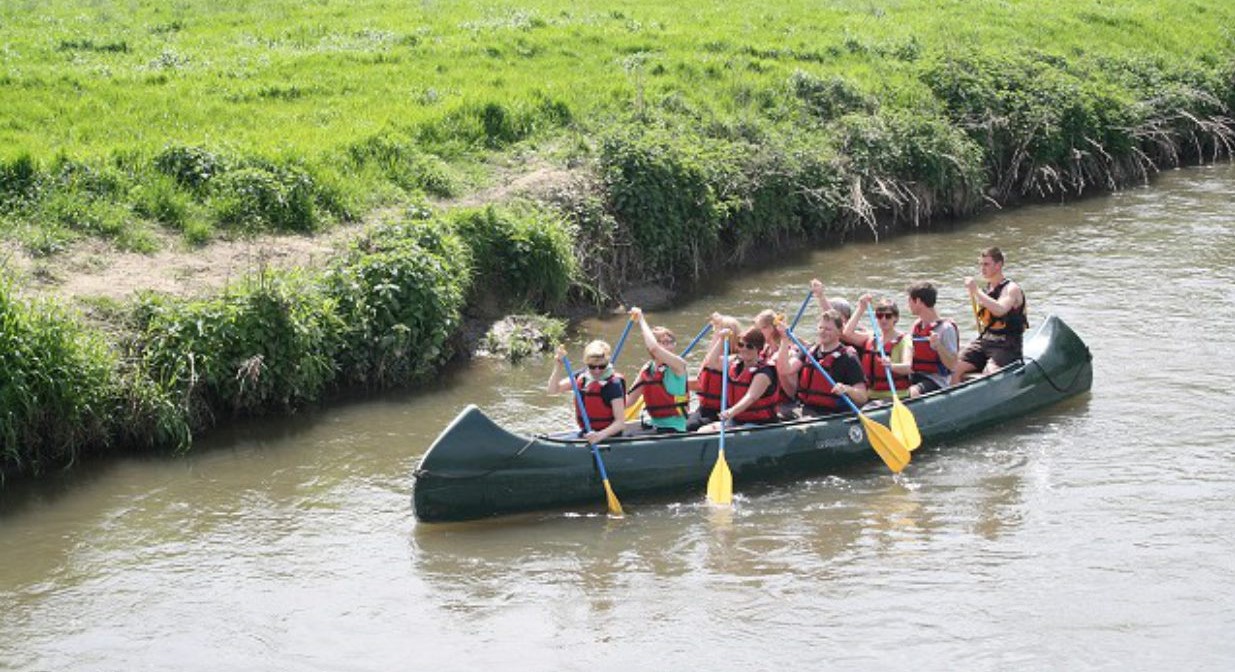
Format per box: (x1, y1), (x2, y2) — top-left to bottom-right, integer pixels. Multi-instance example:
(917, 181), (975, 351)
(624, 397), (645, 422)
(890, 397), (923, 452)
(859, 415), (911, 473)
(706, 449), (733, 505)
(602, 479), (624, 517)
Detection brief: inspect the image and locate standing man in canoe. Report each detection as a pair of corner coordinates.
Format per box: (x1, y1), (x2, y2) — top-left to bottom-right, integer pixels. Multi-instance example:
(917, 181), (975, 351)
(625, 307), (690, 434)
(951, 246), (1028, 383)
(549, 340), (627, 444)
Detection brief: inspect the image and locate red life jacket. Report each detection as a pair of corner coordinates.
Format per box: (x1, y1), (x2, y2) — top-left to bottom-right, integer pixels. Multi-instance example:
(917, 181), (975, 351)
(912, 318), (958, 375)
(696, 365), (724, 412)
(633, 362), (689, 419)
(574, 373), (626, 431)
(796, 344), (857, 412)
(728, 358), (779, 423)
(760, 342), (789, 405)
(861, 333), (911, 393)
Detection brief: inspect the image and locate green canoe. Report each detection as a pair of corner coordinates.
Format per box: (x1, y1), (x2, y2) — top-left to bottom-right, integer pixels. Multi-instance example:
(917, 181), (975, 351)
(412, 314), (1092, 523)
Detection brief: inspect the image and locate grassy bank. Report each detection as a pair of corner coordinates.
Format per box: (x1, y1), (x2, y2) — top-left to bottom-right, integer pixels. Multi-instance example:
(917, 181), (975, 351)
(2, 0), (1234, 477)
(1, 204), (574, 477)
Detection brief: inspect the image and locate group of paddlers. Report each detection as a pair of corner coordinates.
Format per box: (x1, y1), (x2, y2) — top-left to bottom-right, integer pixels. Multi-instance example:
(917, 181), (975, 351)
(548, 246), (1029, 445)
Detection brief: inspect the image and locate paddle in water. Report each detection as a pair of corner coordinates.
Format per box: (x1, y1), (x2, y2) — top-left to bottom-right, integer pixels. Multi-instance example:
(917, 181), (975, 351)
(563, 355), (624, 517)
(784, 330), (910, 473)
(706, 337), (733, 504)
(865, 303), (922, 452)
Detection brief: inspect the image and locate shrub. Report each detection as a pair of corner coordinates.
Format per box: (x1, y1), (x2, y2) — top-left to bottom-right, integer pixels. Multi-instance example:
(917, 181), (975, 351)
(209, 164), (319, 232)
(449, 204), (576, 310)
(0, 154), (44, 210)
(0, 278), (116, 476)
(831, 110), (985, 221)
(920, 50), (1150, 198)
(326, 219), (470, 387)
(154, 144), (229, 191)
(346, 135), (458, 197)
(789, 70), (877, 122)
(134, 271), (344, 423)
(599, 126), (725, 280)
(131, 173), (193, 228)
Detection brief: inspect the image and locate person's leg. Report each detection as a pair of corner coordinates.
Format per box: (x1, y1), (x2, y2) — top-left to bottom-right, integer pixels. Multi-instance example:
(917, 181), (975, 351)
(909, 373), (942, 398)
(952, 341), (987, 384)
(988, 341), (1022, 371)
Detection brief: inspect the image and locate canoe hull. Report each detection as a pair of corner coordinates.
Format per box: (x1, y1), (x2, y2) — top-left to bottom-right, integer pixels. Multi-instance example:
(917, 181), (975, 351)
(412, 315), (1092, 523)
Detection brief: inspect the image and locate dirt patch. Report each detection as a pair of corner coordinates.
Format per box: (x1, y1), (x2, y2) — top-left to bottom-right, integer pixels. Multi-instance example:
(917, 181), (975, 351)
(5, 226), (364, 304)
(452, 163), (580, 208)
(3, 162), (589, 306)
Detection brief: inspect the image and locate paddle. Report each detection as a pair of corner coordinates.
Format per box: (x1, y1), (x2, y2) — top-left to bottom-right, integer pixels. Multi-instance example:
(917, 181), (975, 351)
(784, 330), (910, 473)
(706, 338), (733, 504)
(625, 322), (712, 422)
(563, 355), (624, 517)
(970, 294), (983, 335)
(611, 315), (635, 365)
(865, 304), (922, 452)
(789, 289), (814, 330)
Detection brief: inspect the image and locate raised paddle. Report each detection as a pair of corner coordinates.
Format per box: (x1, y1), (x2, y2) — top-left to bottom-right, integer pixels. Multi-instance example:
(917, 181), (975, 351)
(625, 322), (712, 422)
(563, 355), (624, 517)
(611, 315), (635, 365)
(789, 289), (814, 330)
(865, 304), (922, 452)
(784, 330), (910, 473)
(571, 314), (637, 378)
(706, 338), (733, 504)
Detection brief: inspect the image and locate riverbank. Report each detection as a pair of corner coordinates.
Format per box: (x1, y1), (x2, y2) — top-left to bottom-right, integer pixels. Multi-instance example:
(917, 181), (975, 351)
(3, 0), (1235, 481)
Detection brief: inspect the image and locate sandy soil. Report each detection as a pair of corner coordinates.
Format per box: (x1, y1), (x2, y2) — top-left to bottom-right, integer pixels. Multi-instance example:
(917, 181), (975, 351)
(3, 165), (580, 305)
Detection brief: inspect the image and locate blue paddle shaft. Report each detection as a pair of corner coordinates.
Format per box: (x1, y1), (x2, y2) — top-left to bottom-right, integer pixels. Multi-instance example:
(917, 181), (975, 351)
(563, 355), (615, 481)
(611, 317), (635, 366)
(866, 304), (899, 391)
(562, 356), (594, 435)
(790, 290), (813, 330)
(681, 323), (712, 358)
(785, 330), (862, 415)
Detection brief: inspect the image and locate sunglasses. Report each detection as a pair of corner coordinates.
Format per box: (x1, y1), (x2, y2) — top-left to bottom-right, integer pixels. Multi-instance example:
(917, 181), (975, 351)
(586, 362), (609, 370)
(737, 341), (758, 350)
(875, 312), (896, 319)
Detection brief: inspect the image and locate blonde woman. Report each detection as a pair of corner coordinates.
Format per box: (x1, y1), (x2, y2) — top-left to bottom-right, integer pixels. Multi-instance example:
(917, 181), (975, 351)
(548, 340), (627, 444)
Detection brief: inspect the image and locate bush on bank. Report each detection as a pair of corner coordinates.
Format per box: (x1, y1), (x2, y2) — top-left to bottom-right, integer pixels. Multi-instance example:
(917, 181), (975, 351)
(0, 278), (117, 476)
(0, 202), (587, 477)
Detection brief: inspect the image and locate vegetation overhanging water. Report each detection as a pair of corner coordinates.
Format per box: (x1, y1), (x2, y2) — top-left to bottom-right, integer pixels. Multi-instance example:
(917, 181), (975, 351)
(2, 0), (1234, 479)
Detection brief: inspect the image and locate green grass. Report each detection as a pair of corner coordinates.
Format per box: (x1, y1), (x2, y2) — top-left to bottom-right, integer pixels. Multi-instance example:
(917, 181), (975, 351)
(2, 0), (1230, 160)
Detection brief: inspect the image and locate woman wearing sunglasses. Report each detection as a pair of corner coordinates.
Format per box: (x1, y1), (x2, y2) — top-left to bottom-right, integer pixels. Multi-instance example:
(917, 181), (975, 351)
(548, 340), (627, 444)
(782, 310), (868, 417)
(702, 326), (784, 430)
(687, 313), (743, 431)
(625, 307), (690, 434)
(844, 294), (913, 404)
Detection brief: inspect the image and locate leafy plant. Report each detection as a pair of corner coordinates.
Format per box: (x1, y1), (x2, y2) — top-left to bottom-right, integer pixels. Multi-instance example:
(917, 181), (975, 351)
(449, 204), (576, 311)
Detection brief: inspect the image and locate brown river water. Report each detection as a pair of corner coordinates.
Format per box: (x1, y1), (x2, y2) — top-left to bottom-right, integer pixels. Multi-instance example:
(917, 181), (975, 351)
(3, 163), (1234, 671)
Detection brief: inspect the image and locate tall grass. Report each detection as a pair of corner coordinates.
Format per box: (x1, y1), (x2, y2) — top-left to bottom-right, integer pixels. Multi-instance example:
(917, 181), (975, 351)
(0, 277), (116, 476)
